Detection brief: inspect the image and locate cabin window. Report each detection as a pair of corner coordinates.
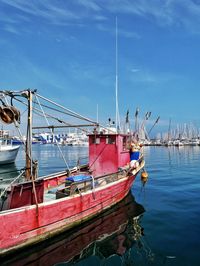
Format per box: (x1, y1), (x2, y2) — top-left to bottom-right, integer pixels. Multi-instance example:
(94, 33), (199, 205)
(91, 136), (100, 144)
(106, 136), (115, 144)
(95, 138), (100, 144)
(123, 136), (130, 150)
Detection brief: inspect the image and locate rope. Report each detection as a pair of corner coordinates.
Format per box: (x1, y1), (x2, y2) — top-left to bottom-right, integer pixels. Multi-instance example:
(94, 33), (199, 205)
(91, 175), (95, 199)
(89, 143), (108, 169)
(35, 94), (70, 171)
(8, 92), (117, 135)
(13, 96), (91, 134)
(36, 93), (97, 124)
(31, 171), (39, 216)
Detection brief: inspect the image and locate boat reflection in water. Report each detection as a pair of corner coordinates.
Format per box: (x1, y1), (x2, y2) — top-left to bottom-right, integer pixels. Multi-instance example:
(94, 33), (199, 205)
(0, 164), (20, 211)
(0, 163), (19, 190)
(2, 192), (145, 266)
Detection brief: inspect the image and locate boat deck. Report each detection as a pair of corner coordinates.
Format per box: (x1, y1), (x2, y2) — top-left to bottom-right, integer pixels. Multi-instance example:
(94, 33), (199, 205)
(42, 159), (145, 202)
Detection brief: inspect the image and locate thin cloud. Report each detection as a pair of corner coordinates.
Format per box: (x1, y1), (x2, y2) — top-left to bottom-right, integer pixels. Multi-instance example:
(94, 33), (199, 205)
(1, 0), (79, 24)
(96, 23), (140, 39)
(0, 12), (19, 24)
(77, 0), (102, 12)
(3, 25), (20, 35)
(99, 0), (174, 24)
(175, 0), (200, 34)
(131, 68), (140, 73)
(1, 0), (200, 35)
(129, 68), (183, 86)
(96, 0), (200, 33)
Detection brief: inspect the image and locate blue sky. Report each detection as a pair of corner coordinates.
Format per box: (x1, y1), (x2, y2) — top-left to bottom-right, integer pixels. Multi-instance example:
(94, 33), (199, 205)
(0, 0), (200, 137)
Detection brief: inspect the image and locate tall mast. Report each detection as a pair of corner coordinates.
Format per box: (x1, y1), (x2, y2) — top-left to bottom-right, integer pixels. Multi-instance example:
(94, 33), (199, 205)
(135, 107), (139, 132)
(168, 118), (171, 142)
(115, 17), (121, 132)
(25, 90), (33, 180)
(96, 103), (99, 123)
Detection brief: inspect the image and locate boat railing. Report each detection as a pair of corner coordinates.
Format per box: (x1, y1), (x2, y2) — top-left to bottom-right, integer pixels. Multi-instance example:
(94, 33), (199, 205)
(0, 138), (12, 146)
(55, 156), (144, 199)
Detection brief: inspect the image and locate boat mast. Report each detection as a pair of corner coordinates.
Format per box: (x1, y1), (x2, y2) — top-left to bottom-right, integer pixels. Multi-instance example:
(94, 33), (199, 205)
(115, 17), (121, 133)
(96, 104), (99, 124)
(167, 118), (171, 142)
(25, 90), (33, 180)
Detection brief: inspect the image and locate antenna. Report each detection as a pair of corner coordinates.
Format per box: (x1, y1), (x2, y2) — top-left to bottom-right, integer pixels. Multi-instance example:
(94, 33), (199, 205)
(115, 17), (121, 132)
(96, 103), (99, 123)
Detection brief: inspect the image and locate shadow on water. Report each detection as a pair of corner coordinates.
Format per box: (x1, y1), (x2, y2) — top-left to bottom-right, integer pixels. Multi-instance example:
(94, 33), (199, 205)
(2, 192), (147, 266)
(0, 163), (20, 188)
(0, 163), (21, 211)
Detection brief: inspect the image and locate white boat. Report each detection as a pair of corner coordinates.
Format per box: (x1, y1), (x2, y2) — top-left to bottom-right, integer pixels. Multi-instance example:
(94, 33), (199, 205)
(0, 139), (20, 165)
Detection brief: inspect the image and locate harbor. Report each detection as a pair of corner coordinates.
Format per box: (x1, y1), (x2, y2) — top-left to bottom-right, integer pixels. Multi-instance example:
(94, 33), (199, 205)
(0, 90), (199, 265)
(1, 1), (200, 265)
(1, 144), (200, 265)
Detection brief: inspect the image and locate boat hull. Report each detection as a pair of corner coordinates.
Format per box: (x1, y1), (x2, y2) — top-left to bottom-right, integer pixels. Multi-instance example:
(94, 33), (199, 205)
(1, 192), (145, 266)
(0, 172), (137, 256)
(0, 145), (20, 165)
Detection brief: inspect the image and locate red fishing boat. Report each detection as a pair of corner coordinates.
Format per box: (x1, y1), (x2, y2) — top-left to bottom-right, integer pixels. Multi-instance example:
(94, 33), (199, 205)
(1, 192), (145, 266)
(0, 90), (145, 257)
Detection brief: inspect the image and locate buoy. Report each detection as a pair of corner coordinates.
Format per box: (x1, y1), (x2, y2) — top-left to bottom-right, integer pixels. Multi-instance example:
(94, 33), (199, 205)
(141, 170), (148, 185)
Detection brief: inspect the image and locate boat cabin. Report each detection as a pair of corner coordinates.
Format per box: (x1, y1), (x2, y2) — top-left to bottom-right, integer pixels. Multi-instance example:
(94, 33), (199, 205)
(88, 133), (131, 177)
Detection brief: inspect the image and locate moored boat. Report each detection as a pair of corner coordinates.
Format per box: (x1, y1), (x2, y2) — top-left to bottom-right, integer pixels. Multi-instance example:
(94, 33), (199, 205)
(1, 192), (145, 266)
(0, 139), (20, 165)
(0, 90), (145, 257)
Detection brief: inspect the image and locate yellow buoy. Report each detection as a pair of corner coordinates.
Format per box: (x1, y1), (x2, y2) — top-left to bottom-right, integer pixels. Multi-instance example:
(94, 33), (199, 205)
(141, 171), (148, 185)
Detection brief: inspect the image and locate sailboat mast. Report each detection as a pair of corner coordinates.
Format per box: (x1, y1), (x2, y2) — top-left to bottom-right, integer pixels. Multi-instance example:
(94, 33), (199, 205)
(168, 118), (171, 142)
(25, 90), (33, 180)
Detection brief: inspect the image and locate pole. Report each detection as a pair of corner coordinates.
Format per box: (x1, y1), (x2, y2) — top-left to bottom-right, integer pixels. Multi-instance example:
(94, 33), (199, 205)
(25, 90), (33, 180)
(148, 116), (160, 136)
(115, 16), (118, 132)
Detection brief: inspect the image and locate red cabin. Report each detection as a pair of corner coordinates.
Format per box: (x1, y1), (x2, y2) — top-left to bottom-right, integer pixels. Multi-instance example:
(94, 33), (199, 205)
(88, 133), (131, 177)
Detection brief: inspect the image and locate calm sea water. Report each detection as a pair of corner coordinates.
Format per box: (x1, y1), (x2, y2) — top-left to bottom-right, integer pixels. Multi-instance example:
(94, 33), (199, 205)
(1, 145), (200, 266)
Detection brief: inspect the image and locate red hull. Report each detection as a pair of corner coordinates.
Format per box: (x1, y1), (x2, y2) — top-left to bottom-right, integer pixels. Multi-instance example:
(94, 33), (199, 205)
(0, 173), (137, 256)
(2, 192), (145, 266)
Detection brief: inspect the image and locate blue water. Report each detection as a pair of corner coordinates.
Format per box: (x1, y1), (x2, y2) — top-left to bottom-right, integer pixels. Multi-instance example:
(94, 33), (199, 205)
(1, 145), (200, 265)
(132, 146), (200, 266)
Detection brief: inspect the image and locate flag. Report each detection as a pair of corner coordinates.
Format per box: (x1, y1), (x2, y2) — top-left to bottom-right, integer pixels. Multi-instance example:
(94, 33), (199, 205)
(135, 107), (139, 117)
(145, 111), (151, 120)
(126, 109), (129, 123)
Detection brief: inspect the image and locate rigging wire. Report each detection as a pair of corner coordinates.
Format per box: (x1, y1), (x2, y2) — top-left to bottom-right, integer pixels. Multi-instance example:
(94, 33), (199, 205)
(11, 92), (116, 134)
(36, 93), (97, 124)
(35, 94), (70, 171)
(12, 96), (91, 133)
(31, 98), (92, 122)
